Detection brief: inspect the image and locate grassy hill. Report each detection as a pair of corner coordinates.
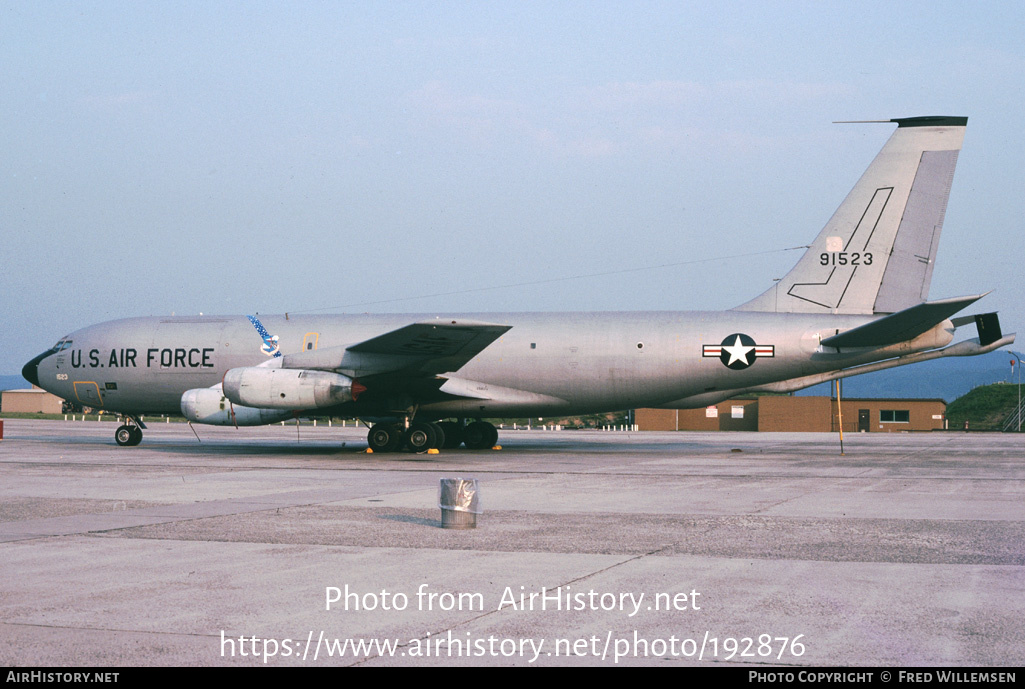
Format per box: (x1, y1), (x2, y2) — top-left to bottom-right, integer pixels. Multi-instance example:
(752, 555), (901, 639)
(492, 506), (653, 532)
(945, 383), (1022, 431)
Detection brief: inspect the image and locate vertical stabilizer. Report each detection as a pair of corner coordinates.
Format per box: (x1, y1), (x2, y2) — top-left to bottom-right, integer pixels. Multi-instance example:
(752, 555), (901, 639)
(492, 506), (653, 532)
(735, 116), (966, 314)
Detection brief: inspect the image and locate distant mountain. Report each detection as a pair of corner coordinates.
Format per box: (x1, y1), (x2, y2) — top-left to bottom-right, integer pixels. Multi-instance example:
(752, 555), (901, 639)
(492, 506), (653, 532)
(796, 351), (1019, 402)
(1, 374), (31, 392)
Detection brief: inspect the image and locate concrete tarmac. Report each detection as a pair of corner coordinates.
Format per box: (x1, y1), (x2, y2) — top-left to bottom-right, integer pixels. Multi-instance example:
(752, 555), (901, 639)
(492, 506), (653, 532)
(1, 419), (1023, 667)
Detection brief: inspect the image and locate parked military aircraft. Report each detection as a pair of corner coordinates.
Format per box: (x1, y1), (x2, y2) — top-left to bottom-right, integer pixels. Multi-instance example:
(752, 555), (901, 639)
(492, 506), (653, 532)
(22, 116), (1015, 451)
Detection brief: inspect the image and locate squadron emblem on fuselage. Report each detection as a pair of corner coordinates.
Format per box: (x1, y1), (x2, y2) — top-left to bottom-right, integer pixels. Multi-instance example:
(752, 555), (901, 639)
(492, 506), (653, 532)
(247, 315), (282, 358)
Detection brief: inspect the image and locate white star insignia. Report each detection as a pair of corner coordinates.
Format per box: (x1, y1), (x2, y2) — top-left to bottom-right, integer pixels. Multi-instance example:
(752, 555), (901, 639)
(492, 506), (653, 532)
(722, 335), (755, 367)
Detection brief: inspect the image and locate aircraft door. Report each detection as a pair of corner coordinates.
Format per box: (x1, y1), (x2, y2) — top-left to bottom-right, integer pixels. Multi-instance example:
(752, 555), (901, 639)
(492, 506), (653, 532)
(302, 332), (320, 351)
(74, 381), (103, 408)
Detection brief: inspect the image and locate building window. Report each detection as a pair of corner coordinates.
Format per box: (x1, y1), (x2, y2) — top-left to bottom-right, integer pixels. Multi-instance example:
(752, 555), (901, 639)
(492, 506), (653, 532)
(880, 409), (910, 423)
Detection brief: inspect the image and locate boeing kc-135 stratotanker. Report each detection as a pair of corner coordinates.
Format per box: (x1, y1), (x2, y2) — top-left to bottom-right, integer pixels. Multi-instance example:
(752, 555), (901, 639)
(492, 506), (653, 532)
(22, 117), (1015, 451)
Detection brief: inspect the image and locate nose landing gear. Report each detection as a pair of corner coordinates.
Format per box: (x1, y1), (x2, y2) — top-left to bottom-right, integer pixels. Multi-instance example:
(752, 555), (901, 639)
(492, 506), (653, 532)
(114, 417), (146, 446)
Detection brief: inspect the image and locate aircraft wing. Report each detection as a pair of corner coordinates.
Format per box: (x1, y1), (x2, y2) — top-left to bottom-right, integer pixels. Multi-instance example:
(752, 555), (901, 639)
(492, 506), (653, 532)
(820, 294), (985, 348)
(349, 320), (508, 357)
(281, 320), (512, 379)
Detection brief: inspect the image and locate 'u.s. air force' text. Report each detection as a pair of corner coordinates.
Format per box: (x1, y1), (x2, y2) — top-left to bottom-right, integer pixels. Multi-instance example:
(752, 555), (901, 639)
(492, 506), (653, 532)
(68, 348), (215, 369)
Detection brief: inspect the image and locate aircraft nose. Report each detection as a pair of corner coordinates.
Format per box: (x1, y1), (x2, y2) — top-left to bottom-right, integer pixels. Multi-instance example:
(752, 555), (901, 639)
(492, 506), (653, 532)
(22, 351), (51, 388)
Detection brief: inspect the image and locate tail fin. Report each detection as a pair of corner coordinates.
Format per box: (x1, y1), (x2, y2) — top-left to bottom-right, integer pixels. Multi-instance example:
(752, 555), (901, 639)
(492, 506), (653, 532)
(735, 116), (967, 314)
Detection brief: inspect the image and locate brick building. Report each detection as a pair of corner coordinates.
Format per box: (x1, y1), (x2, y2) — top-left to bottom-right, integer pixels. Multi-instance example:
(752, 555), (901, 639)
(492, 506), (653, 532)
(636, 396), (946, 432)
(1, 386), (65, 414)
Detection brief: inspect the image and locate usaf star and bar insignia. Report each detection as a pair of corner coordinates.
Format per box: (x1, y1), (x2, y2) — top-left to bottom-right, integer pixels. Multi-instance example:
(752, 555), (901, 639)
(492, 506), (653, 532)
(702, 333), (774, 370)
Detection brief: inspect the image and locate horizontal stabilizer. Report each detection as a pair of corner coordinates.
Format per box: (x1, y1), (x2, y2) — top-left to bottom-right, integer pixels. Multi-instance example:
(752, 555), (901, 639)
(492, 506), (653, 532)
(737, 331), (1017, 398)
(820, 294), (984, 348)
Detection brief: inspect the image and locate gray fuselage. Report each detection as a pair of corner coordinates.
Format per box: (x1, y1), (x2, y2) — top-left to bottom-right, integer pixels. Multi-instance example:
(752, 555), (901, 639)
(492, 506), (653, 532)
(27, 310), (939, 419)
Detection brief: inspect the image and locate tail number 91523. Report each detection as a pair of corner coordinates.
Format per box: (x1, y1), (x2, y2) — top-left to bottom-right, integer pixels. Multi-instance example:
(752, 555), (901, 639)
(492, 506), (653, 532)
(820, 252), (873, 266)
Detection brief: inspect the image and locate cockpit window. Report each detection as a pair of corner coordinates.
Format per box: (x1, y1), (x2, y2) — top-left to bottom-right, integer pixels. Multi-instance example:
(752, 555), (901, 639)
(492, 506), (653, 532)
(52, 339), (73, 352)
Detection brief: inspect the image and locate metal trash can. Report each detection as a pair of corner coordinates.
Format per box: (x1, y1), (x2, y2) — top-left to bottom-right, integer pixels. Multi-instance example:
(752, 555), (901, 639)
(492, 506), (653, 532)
(439, 478), (481, 529)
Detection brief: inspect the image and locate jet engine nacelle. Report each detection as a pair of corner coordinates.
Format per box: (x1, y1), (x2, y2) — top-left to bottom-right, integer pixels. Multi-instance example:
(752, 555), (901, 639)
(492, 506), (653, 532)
(181, 387), (293, 426)
(222, 367), (361, 410)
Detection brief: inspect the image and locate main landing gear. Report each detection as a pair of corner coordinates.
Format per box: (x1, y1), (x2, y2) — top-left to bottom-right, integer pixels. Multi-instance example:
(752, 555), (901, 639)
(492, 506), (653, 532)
(114, 416), (146, 446)
(366, 419), (498, 453)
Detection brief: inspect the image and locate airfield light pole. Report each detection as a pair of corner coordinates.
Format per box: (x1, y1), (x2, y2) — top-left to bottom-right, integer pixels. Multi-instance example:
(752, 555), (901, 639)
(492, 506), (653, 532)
(1012, 352), (1020, 432)
(1011, 351), (1024, 433)
(835, 376), (845, 455)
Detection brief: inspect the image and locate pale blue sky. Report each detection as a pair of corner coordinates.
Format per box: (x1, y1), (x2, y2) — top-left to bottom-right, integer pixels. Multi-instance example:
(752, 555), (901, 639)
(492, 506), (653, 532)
(3, 1), (1023, 374)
